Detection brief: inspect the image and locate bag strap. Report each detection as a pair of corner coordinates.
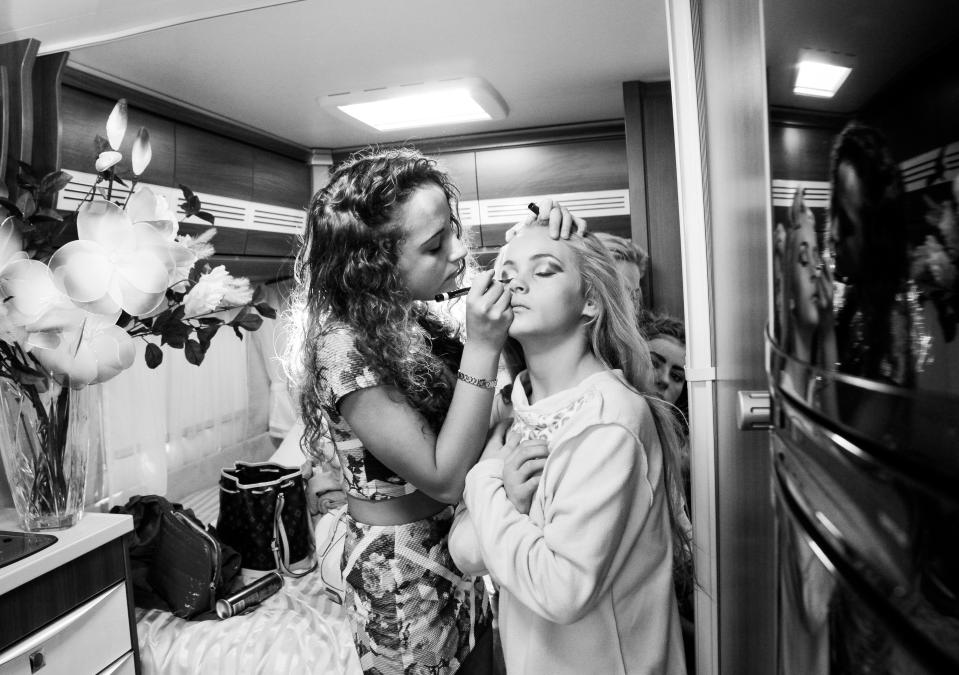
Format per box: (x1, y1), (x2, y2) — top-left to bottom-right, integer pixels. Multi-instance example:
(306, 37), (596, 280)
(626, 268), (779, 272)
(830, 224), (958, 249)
(271, 492), (318, 578)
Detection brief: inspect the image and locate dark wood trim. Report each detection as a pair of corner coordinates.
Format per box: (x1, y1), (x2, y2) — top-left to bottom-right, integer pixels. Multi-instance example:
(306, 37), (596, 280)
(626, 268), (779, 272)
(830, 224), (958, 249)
(31, 51), (69, 207)
(121, 533), (143, 674)
(769, 106), (848, 131)
(0, 65), (9, 189)
(622, 81), (651, 302)
(333, 119), (626, 159)
(62, 65), (310, 162)
(0, 39), (39, 196)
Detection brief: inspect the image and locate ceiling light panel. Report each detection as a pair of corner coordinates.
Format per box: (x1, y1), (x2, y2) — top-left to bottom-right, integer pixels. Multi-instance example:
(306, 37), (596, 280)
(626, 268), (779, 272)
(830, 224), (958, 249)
(793, 49), (854, 98)
(321, 77), (508, 132)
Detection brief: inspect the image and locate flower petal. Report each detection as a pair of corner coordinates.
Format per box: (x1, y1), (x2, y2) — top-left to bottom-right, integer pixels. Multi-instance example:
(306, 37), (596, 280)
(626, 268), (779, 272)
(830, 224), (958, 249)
(89, 323), (136, 383)
(48, 241), (114, 303)
(0, 259), (65, 323)
(95, 150), (123, 172)
(77, 200), (136, 249)
(116, 251), (170, 294)
(32, 334), (98, 388)
(131, 127), (152, 176)
(116, 277), (165, 316)
(106, 99), (128, 151)
(0, 216), (24, 267)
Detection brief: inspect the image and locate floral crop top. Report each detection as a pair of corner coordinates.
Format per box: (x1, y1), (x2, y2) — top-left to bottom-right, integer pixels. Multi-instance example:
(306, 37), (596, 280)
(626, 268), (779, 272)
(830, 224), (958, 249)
(317, 324), (417, 501)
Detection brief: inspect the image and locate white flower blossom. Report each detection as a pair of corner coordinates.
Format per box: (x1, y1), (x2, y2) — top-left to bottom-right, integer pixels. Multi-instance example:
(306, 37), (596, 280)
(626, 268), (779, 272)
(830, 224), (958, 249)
(183, 266), (252, 318)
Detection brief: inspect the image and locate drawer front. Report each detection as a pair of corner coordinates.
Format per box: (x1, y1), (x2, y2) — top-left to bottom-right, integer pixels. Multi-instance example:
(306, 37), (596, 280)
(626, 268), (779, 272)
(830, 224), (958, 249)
(99, 652), (136, 675)
(0, 583), (131, 675)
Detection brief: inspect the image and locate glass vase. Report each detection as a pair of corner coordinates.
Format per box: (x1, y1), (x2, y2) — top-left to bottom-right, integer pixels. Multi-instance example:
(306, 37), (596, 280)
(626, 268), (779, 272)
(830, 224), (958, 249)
(0, 378), (103, 531)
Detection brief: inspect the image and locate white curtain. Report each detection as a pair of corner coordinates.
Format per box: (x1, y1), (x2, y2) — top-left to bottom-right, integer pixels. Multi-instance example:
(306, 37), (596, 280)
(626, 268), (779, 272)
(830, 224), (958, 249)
(249, 281), (297, 440)
(100, 329), (258, 507)
(101, 341), (169, 506)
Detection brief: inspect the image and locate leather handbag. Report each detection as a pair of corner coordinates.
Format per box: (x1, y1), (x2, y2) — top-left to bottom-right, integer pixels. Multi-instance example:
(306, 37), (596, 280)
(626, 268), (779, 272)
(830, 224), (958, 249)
(216, 461), (317, 577)
(112, 494), (241, 620)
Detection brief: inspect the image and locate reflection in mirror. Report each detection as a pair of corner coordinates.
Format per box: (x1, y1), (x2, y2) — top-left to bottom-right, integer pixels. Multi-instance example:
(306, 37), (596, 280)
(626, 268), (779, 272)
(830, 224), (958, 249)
(767, 0), (959, 397)
(765, 2), (959, 674)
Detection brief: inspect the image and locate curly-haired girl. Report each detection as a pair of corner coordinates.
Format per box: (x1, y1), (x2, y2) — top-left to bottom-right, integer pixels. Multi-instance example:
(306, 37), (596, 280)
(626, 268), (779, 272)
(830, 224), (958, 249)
(289, 146), (575, 674)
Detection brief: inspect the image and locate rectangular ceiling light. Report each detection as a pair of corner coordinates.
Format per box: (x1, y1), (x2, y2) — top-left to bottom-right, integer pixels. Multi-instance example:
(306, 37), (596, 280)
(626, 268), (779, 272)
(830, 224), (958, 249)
(322, 77), (508, 132)
(794, 49), (853, 98)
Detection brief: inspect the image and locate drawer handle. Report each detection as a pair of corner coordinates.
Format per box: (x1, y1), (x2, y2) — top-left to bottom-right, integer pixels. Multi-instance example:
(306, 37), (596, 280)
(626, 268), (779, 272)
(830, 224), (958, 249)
(29, 650), (45, 672)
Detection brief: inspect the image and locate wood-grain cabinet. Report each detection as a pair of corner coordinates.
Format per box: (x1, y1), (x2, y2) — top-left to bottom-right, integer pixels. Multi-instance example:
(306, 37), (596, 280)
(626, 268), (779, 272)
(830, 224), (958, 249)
(0, 513), (140, 675)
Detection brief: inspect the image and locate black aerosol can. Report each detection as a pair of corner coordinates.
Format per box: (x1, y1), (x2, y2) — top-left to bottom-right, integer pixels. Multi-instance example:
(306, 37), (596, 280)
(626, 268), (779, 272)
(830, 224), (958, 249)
(216, 571), (283, 618)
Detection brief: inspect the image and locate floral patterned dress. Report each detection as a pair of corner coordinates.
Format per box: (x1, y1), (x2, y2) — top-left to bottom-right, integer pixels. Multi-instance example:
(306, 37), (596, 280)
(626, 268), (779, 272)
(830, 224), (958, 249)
(317, 324), (485, 675)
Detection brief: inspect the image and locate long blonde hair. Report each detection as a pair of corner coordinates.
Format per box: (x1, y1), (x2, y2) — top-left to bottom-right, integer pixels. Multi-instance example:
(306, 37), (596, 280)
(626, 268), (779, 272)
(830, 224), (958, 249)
(505, 225), (693, 569)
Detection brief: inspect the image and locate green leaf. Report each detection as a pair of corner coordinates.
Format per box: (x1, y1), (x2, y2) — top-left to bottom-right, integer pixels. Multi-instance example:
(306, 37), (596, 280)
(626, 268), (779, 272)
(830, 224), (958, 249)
(179, 184), (197, 202)
(16, 192), (36, 218)
(94, 135), (111, 155)
(151, 308), (174, 331)
(184, 339), (205, 365)
(197, 324), (220, 349)
(233, 312), (263, 332)
(17, 161), (38, 188)
(196, 211), (215, 224)
(145, 343), (164, 368)
(39, 170), (73, 195)
(0, 197), (23, 219)
(160, 320), (190, 348)
(31, 207), (64, 223)
(255, 302), (277, 319)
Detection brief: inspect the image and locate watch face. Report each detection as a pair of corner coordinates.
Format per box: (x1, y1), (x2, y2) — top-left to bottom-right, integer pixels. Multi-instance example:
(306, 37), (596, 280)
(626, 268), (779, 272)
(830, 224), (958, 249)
(0, 530), (58, 568)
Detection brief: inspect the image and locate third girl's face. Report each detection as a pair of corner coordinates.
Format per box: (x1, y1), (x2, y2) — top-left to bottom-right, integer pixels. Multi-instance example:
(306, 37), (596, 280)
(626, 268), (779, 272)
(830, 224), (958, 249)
(395, 183), (467, 301)
(649, 336), (686, 404)
(496, 227), (590, 340)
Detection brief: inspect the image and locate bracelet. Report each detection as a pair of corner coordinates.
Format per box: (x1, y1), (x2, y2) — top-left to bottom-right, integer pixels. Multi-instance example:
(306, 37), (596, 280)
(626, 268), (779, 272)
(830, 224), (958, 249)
(456, 370), (497, 390)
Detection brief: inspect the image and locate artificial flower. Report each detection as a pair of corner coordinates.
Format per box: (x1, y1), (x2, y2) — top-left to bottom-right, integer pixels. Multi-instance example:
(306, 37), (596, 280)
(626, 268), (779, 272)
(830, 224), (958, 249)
(183, 265), (253, 317)
(0, 259), (76, 327)
(105, 99), (128, 150)
(48, 200), (173, 317)
(131, 127), (152, 176)
(30, 312), (136, 387)
(95, 151), (122, 173)
(0, 217), (27, 268)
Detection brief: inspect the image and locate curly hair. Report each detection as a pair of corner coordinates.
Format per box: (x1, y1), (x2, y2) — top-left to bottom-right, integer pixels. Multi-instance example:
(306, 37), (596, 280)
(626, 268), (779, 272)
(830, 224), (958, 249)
(829, 123), (911, 382)
(289, 147), (467, 456)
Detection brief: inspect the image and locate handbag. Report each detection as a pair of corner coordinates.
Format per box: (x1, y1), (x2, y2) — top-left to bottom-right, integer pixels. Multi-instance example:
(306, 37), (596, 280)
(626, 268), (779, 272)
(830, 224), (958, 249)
(112, 494), (241, 620)
(216, 461), (317, 577)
